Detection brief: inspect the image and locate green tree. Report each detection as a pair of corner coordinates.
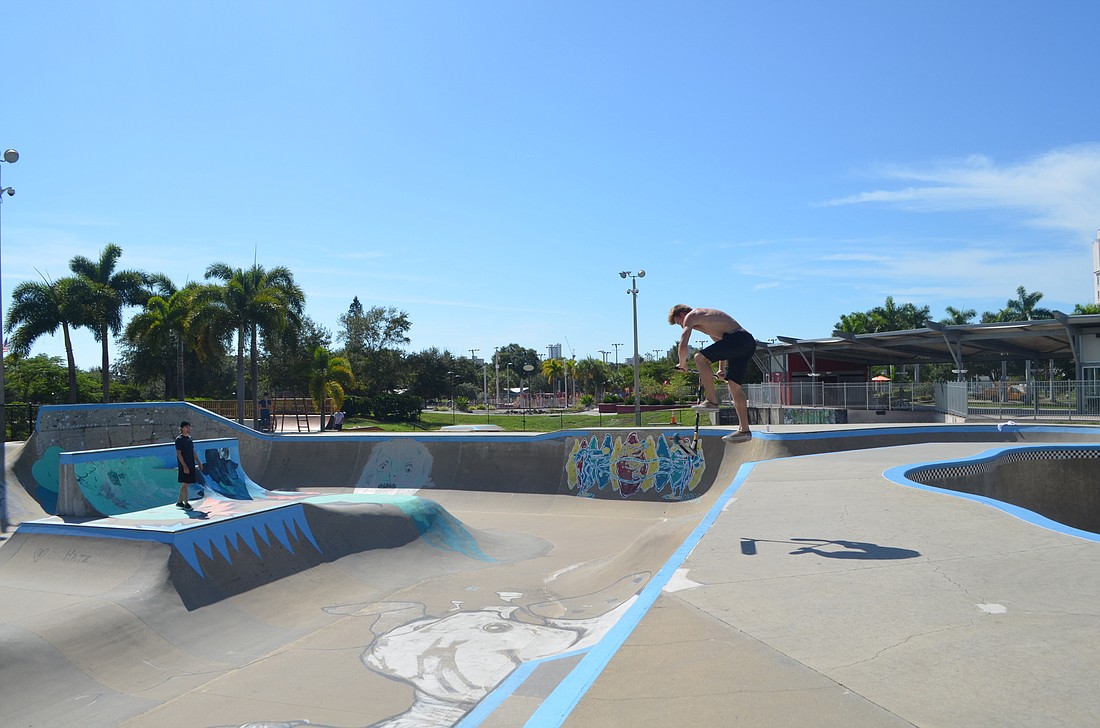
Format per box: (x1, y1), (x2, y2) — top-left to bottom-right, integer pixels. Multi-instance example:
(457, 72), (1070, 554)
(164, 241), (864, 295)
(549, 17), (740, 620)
(204, 263), (304, 425)
(262, 315), (332, 395)
(4, 354), (69, 404)
(574, 357), (610, 399)
(870, 296), (930, 331)
(834, 311), (875, 334)
(940, 306), (977, 325)
(541, 358), (565, 398)
(1003, 285), (1053, 321)
(5, 275), (88, 403)
(405, 347), (456, 401)
(68, 244), (151, 403)
(339, 303), (411, 397)
(836, 297), (930, 333)
(1073, 303), (1100, 314)
(124, 281), (215, 399)
(308, 347), (354, 427)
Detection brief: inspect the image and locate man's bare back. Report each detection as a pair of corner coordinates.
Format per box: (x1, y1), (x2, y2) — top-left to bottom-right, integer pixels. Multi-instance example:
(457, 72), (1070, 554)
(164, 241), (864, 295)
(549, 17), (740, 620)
(679, 307), (743, 340)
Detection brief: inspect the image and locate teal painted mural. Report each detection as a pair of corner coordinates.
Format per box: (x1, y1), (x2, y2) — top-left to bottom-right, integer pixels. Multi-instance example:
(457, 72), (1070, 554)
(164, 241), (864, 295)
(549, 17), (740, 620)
(30, 445), (63, 514)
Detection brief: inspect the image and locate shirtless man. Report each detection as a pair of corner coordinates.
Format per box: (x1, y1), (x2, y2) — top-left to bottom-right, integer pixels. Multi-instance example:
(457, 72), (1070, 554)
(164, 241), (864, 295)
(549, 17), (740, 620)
(668, 304), (756, 442)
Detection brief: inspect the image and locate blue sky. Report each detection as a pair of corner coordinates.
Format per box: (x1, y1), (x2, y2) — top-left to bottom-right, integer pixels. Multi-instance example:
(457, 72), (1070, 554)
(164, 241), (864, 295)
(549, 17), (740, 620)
(4, 1), (1099, 371)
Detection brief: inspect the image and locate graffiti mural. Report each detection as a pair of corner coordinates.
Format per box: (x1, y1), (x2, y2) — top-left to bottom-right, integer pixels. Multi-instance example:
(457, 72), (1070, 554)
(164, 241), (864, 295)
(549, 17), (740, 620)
(567, 431), (705, 500)
(66, 440), (263, 517)
(782, 408), (840, 425)
(30, 445), (63, 514)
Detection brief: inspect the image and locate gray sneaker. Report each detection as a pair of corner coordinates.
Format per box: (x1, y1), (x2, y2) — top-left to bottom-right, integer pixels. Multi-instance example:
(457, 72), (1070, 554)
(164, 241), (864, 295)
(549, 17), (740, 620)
(722, 431), (752, 443)
(691, 401), (720, 412)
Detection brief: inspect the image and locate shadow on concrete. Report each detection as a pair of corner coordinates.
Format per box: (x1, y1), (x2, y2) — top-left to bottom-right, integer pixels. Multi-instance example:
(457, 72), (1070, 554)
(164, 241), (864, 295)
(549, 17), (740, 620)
(740, 537), (921, 560)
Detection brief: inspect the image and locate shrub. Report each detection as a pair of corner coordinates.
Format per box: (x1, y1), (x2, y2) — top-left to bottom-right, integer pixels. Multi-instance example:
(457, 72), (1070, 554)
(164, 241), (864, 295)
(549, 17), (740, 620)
(369, 392), (423, 421)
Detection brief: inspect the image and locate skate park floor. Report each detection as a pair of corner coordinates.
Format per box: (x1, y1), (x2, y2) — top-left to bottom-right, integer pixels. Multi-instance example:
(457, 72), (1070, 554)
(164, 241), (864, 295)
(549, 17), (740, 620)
(3, 422), (1100, 727)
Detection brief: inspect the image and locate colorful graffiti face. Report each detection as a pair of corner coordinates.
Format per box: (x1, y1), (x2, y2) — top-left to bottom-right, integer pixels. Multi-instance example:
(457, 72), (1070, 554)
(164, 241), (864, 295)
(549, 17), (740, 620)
(356, 440), (435, 490)
(567, 431), (704, 500)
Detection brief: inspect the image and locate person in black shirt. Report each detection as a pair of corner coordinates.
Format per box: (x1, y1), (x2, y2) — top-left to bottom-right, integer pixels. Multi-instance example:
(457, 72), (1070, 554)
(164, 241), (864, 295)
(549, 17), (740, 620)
(174, 421), (203, 509)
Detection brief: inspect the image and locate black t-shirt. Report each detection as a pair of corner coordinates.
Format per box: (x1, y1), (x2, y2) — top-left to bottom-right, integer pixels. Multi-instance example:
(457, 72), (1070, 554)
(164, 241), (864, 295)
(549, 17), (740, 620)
(175, 434), (195, 475)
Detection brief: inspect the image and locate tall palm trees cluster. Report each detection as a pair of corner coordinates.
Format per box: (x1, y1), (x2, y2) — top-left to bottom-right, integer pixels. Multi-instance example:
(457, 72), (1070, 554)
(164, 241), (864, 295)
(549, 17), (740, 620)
(4, 244), (309, 425)
(834, 286), (1058, 335)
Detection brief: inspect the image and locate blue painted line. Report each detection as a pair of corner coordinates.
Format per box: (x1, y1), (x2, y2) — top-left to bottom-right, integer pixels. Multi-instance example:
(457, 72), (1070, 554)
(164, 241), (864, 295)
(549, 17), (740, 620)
(884, 444), (1100, 543)
(508, 460), (760, 728)
(16, 521), (177, 544)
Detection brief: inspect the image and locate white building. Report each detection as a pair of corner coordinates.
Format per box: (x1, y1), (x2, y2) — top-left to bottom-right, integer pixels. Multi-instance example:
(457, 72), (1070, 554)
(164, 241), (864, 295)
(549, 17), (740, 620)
(1094, 229), (1100, 305)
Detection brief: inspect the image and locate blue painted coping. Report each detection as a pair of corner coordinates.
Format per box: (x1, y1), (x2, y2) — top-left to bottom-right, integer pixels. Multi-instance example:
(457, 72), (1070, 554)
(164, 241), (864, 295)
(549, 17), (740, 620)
(884, 443), (1100, 544)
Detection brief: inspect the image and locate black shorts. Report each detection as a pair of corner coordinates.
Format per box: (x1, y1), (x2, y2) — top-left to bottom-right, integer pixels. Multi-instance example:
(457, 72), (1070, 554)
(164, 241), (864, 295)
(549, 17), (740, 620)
(699, 330), (756, 385)
(178, 469), (197, 484)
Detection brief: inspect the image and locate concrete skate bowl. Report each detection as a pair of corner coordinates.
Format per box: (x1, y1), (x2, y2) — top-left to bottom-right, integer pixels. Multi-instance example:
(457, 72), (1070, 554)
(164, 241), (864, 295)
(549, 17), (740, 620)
(889, 444), (1100, 539)
(4, 403), (1100, 728)
(3, 404), (782, 727)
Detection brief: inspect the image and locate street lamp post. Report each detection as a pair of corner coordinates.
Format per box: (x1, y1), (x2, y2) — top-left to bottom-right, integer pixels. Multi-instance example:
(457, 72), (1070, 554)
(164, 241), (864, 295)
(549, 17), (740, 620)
(494, 348), (500, 407)
(619, 270), (645, 426)
(447, 371), (455, 424)
(469, 348), (481, 407)
(0, 148), (18, 533)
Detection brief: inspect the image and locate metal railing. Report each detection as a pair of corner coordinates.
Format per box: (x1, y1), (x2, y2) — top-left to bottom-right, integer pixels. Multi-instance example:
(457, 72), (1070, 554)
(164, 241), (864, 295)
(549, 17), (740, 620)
(745, 382), (935, 412)
(745, 380), (1100, 422)
(956, 379), (1100, 421)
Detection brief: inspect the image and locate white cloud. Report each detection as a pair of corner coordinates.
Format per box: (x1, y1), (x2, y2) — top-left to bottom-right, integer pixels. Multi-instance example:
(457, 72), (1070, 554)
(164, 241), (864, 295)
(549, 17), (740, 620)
(824, 144), (1100, 233)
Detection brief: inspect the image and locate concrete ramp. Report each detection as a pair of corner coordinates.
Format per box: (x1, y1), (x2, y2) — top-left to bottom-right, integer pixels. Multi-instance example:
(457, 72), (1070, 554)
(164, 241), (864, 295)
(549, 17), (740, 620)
(5, 404), (1100, 727)
(0, 427), (757, 728)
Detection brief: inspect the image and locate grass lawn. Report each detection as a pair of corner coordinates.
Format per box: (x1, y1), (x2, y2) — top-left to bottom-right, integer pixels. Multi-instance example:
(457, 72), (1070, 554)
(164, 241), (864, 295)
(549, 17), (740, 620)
(344, 407), (701, 433)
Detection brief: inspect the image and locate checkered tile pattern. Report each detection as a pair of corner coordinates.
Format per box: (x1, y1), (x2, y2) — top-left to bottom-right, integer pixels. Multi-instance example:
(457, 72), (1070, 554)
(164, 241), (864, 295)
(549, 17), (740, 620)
(907, 447), (1100, 486)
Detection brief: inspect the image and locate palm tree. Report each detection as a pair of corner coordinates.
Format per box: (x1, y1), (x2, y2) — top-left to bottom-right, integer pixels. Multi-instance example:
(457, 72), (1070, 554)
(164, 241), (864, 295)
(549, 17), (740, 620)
(68, 244), (150, 403)
(941, 306), (977, 325)
(5, 275), (89, 403)
(541, 358), (565, 401)
(1004, 286), (1053, 321)
(869, 296), (930, 332)
(834, 311), (874, 334)
(308, 346), (354, 429)
(204, 263), (304, 425)
(124, 281), (213, 400)
(574, 357), (609, 399)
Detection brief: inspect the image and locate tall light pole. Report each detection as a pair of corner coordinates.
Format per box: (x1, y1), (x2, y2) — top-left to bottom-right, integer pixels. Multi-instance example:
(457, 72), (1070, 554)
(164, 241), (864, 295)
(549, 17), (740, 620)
(619, 270), (645, 426)
(469, 348), (481, 407)
(0, 148), (18, 533)
(493, 347), (500, 407)
(447, 371), (455, 424)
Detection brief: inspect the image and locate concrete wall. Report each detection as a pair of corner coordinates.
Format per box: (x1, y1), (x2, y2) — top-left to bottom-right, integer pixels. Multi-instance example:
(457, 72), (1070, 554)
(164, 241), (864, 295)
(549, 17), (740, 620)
(906, 446), (1100, 532)
(21, 403), (737, 517)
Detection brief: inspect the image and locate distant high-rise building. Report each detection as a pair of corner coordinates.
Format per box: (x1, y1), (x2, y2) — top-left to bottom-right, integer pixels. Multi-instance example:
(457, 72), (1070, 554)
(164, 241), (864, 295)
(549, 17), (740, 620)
(1094, 230), (1100, 305)
(547, 343), (562, 360)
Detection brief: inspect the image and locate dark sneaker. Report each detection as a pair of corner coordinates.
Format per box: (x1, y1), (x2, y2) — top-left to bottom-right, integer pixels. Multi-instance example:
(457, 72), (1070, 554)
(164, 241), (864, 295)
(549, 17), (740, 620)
(176, 502), (191, 509)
